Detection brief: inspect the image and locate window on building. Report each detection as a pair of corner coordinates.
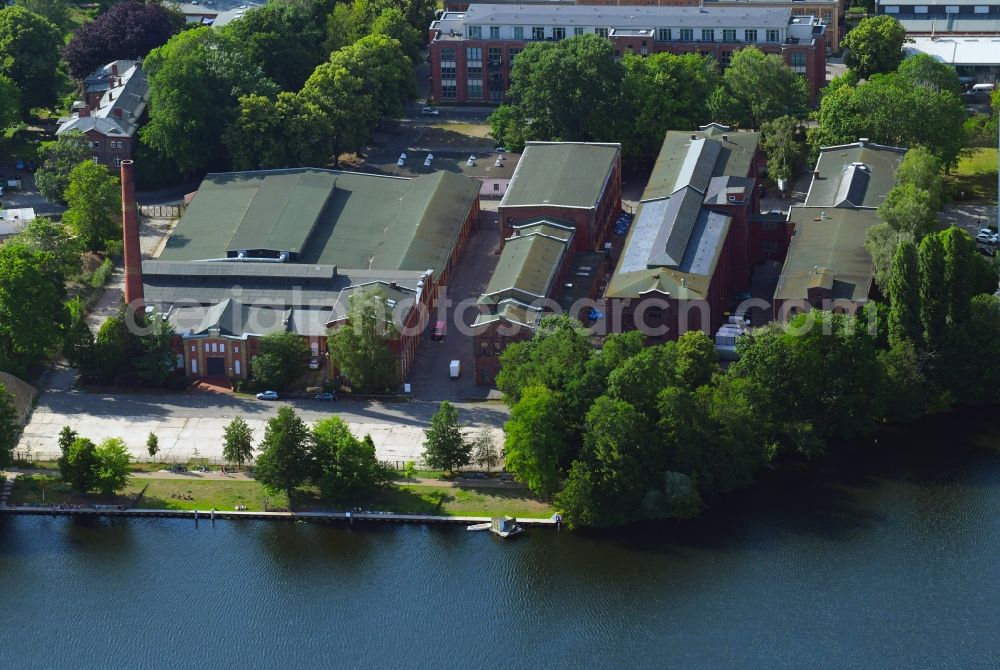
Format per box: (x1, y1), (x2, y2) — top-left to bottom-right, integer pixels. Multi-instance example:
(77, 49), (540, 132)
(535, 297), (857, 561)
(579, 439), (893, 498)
(468, 25), (481, 38)
(114, 157), (122, 167)
(532, 26), (544, 40)
(441, 62), (456, 78)
(884, 5), (900, 12)
(945, 5), (959, 12)
(574, 27), (584, 36)
(595, 27), (609, 38)
(92, 141), (100, 148)
(722, 29), (736, 42)
(489, 26), (500, 39)
(762, 241), (778, 253)
(509, 47), (522, 64)
(822, 10), (832, 21)
(745, 29), (758, 42)
(513, 25), (524, 39)
(790, 51), (806, 73)
(467, 78), (483, 98)
(720, 50), (732, 67)
(175, 354), (183, 368)
(467, 47), (482, 62)
(92, 155), (100, 163)
(442, 83), (457, 100)
(488, 47), (502, 67)
(766, 29), (780, 43)
(974, 5), (989, 13)
(441, 47), (456, 62)
(702, 28), (714, 41)
(680, 28), (693, 41)
(914, 5), (928, 13)
(761, 220), (779, 231)
(657, 27), (670, 41)
(553, 27), (565, 40)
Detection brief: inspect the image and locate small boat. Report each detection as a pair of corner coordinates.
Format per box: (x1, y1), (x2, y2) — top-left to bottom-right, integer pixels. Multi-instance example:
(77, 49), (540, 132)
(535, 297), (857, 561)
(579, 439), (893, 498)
(490, 516), (523, 538)
(466, 522), (490, 531)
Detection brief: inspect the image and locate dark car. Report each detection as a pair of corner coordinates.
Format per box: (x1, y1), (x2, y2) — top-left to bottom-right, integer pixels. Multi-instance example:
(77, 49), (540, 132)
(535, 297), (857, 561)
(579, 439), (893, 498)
(313, 392), (336, 402)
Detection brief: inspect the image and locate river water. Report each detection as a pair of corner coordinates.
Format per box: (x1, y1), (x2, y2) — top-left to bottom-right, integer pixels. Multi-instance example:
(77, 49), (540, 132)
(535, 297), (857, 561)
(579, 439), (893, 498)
(3, 410), (1000, 669)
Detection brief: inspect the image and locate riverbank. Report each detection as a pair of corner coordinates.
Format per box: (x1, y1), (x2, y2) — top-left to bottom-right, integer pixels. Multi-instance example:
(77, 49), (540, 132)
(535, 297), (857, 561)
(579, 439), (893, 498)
(3, 470), (555, 519)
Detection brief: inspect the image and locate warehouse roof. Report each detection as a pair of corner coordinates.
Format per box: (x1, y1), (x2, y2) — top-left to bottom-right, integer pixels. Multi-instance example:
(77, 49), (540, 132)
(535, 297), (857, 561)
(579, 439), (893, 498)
(500, 142), (620, 209)
(479, 220), (574, 305)
(804, 141), (906, 209)
(774, 208), (878, 303)
(643, 125), (759, 201)
(159, 168), (479, 278)
(905, 35), (1000, 65)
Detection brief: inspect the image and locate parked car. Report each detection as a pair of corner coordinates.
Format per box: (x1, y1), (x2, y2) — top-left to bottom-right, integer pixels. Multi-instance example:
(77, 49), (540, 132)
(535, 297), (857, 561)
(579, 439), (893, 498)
(313, 392), (336, 402)
(308, 358), (320, 370)
(420, 106), (440, 116)
(431, 321), (446, 340)
(14, 159), (24, 170)
(976, 230), (998, 245)
(256, 390), (279, 400)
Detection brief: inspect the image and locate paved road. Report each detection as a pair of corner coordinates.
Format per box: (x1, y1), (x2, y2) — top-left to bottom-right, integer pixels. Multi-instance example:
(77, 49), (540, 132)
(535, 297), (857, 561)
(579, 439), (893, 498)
(17, 381), (508, 466)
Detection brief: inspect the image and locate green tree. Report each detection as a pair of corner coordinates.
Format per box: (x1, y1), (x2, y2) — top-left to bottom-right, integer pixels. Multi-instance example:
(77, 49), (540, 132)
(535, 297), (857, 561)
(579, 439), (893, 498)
(918, 233), (947, 348)
(617, 52), (721, 161)
(222, 416), (255, 469)
(488, 104), (526, 153)
(606, 343), (677, 418)
(311, 416), (392, 499)
(35, 130), (91, 204)
(59, 436), (98, 492)
(496, 315), (593, 408)
(92, 306), (144, 385)
(877, 183), (938, 241)
(941, 227), (976, 326)
(421, 401), (470, 474)
(224, 91), (335, 170)
(0, 6), (62, 110)
(841, 15), (907, 78)
(11, 216), (81, 277)
(146, 432), (159, 461)
(323, 2), (359, 53)
(251, 353), (285, 390)
(327, 287), (398, 392)
(220, 2), (325, 91)
(14, 0), (69, 31)
(93, 437), (131, 496)
(0, 242), (67, 377)
(0, 73), (20, 130)
(760, 116), (807, 183)
(865, 223), (913, 291)
(0, 383), (17, 468)
(887, 239), (922, 347)
(709, 47), (807, 128)
(134, 311), (175, 387)
(57, 425), (77, 456)
(254, 331), (309, 389)
(877, 341), (932, 423)
(502, 33), (624, 142)
(370, 7), (420, 63)
(811, 72), (966, 166)
(894, 145), (944, 211)
(471, 428), (500, 473)
(142, 27), (278, 175)
(255, 406), (311, 496)
(897, 53), (961, 96)
(503, 385), (569, 497)
(675, 330), (718, 390)
(62, 160), (122, 251)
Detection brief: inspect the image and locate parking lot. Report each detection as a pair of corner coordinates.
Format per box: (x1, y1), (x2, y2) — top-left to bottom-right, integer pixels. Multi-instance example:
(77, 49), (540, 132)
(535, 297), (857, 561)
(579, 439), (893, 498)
(17, 366), (508, 466)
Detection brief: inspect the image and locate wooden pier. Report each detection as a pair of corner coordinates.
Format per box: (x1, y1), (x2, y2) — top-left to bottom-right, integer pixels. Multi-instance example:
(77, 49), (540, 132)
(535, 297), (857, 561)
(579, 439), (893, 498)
(0, 505), (559, 527)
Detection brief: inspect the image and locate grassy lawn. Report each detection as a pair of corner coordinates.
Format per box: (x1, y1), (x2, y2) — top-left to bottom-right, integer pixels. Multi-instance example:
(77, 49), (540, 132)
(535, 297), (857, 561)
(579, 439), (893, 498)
(946, 147), (999, 202)
(9, 476), (551, 518)
(134, 479), (289, 512)
(428, 121), (493, 138)
(418, 124), (495, 149)
(295, 484), (553, 518)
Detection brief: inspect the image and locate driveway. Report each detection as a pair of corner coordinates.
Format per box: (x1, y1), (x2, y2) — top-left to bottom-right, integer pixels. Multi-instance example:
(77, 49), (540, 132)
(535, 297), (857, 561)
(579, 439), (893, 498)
(2, 170), (65, 216)
(16, 389), (508, 467)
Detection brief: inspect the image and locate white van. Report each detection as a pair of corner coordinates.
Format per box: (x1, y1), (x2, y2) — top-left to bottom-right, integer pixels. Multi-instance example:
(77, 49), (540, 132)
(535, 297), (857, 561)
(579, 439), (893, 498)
(449, 360), (460, 379)
(971, 83), (995, 92)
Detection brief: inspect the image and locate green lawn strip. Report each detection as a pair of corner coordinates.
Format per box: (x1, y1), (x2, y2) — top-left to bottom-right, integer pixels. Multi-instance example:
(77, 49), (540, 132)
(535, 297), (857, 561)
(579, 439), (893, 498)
(946, 147), (999, 202)
(132, 479), (289, 512)
(7, 474), (129, 507)
(294, 484), (553, 518)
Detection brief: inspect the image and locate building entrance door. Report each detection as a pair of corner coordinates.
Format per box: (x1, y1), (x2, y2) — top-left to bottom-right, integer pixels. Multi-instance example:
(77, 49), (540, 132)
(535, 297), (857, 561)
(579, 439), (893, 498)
(206, 357), (226, 377)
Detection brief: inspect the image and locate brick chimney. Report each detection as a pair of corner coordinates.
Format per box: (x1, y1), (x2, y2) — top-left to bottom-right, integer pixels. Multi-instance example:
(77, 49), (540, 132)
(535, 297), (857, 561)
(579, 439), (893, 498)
(113, 107), (123, 119)
(120, 160), (144, 306)
(79, 105), (91, 118)
(111, 62), (118, 76)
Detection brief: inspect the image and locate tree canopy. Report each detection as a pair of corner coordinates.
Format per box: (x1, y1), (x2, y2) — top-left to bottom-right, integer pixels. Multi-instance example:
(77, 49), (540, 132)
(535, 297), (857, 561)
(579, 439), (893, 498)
(223, 416), (254, 469)
(760, 116), (807, 183)
(255, 406), (312, 497)
(253, 331), (309, 389)
(841, 15), (907, 78)
(63, 0), (182, 80)
(709, 47), (808, 129)
(0, 242), (67, 377)
(35, 131), (91, 204)
(0, 383), (17, 468)
(62, 160), (122, 251)
(0, 6), (62, 110)
(422, 401), (471, 474)
(311, 416), (392, 499)
(327, 287), (399, 392)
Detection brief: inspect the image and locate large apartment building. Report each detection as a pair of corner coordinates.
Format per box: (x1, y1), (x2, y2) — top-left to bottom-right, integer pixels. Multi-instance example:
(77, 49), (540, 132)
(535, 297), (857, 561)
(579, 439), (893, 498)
(444, 0), (843, 50)
(428, 4), (827, 105)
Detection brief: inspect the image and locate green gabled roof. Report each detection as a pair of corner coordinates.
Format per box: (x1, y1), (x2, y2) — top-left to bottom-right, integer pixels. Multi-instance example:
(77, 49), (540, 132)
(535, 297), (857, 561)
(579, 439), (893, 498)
(643, 127), (759, 201)
(804, 142), (907, 209)
(500, 142), (620, 209)
(160, 169), (479, 279)
(481, 229), (572, 304)
(774, 208), (878, 303)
